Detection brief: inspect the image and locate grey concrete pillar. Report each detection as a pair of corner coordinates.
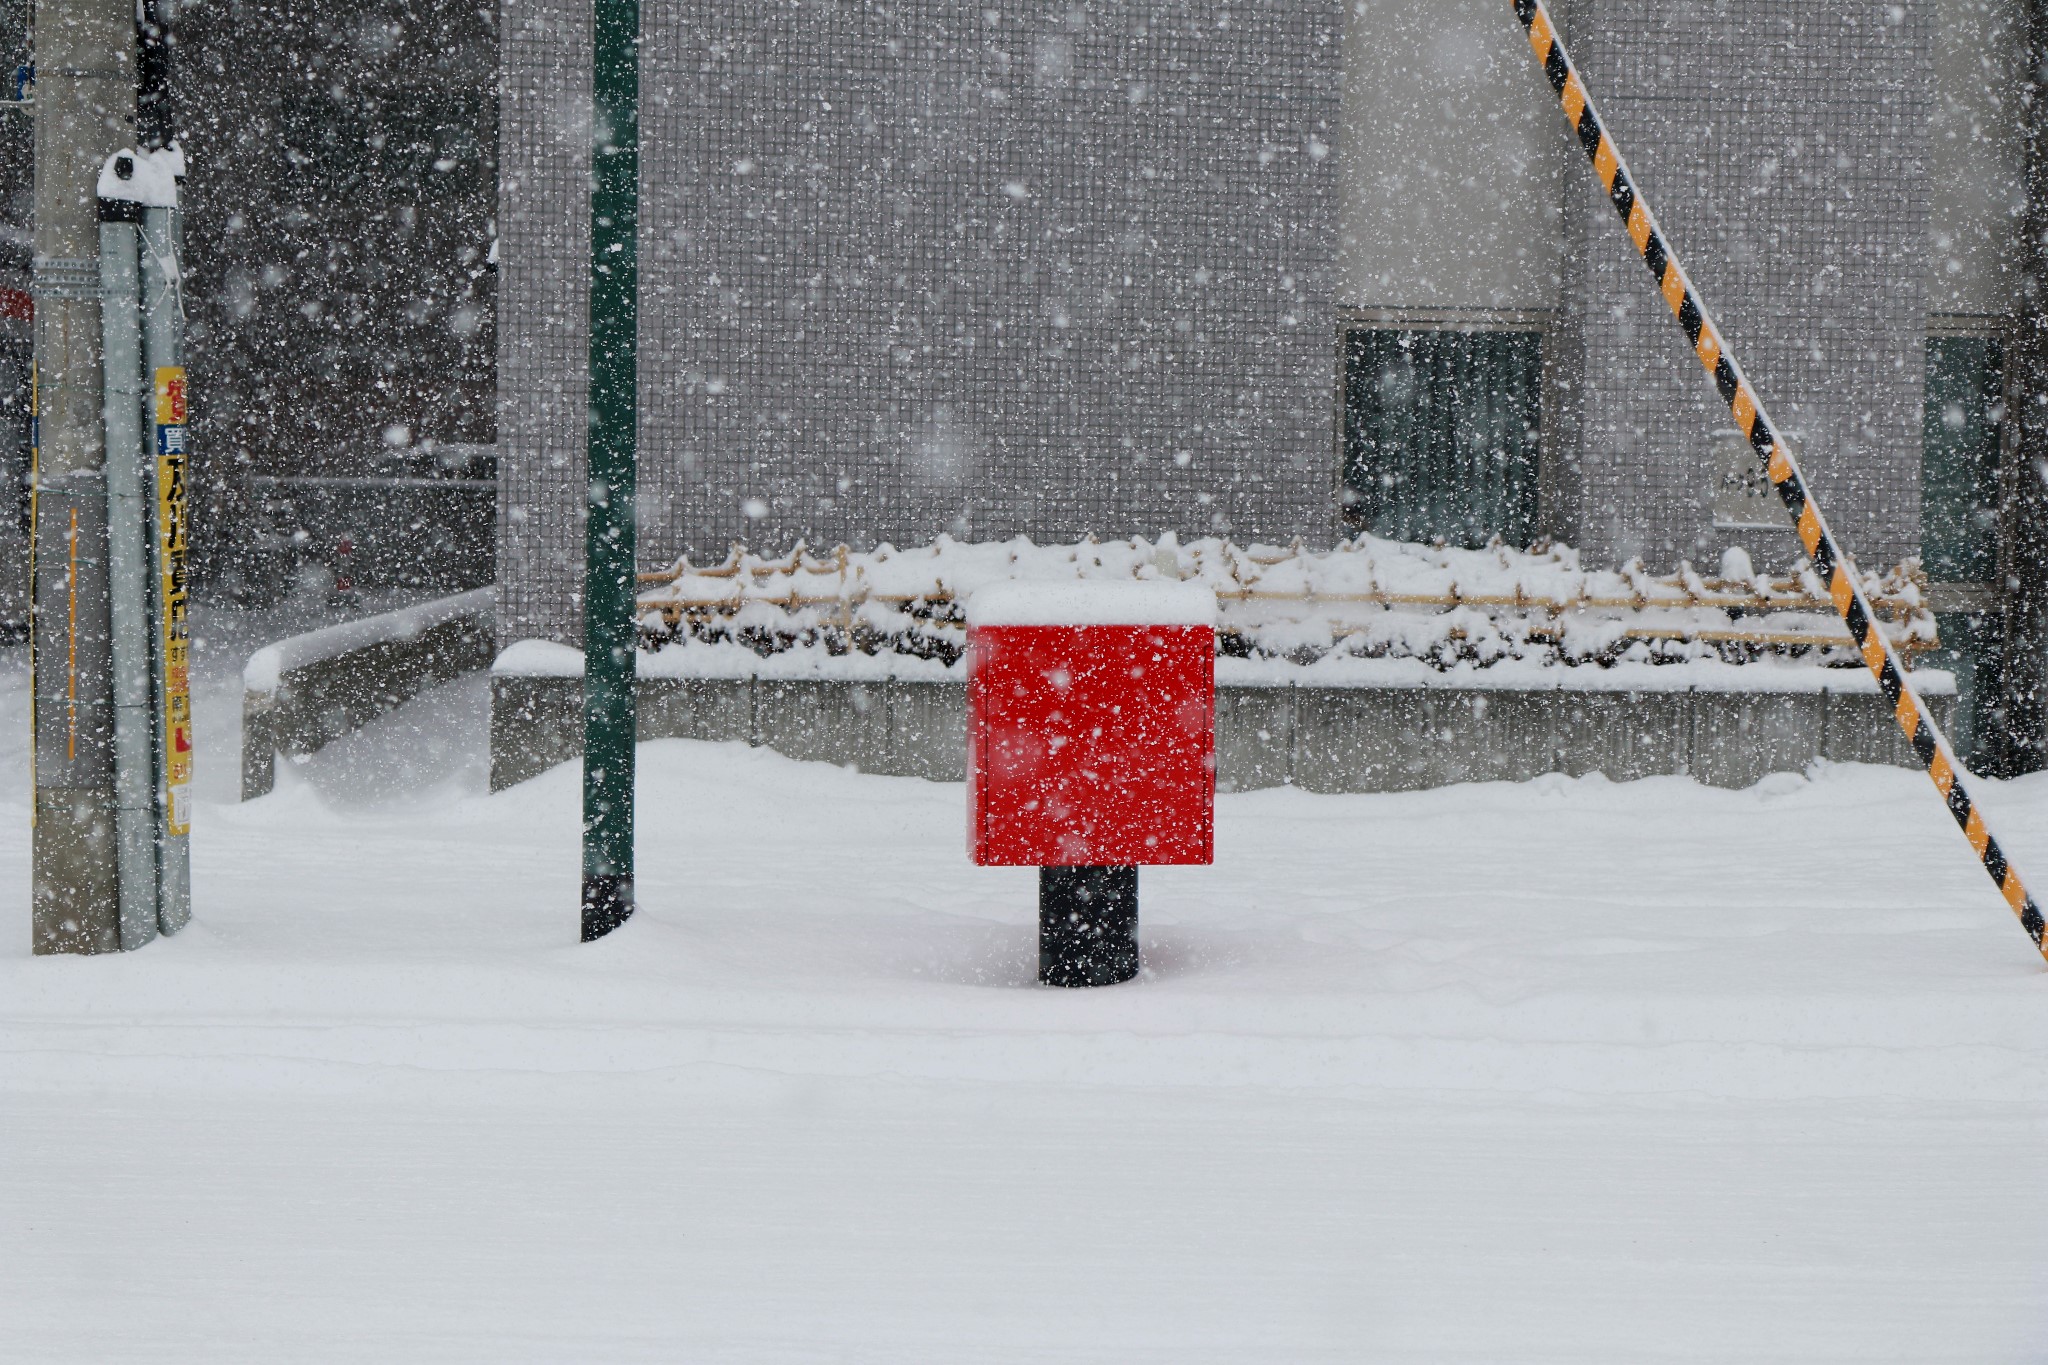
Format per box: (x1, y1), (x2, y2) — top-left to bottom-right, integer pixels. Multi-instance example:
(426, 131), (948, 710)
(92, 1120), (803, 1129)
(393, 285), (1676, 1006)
(30, 0), (135, 953)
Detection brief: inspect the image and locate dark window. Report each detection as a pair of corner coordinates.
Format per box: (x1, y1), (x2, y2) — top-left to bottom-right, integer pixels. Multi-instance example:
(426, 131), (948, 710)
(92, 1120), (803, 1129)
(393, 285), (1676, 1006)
(1922, 335), (2002, 586)
(1926, 609), (2003, 768)
(1341, 328), (1542, 548)
(1921, 334), (2006, 766)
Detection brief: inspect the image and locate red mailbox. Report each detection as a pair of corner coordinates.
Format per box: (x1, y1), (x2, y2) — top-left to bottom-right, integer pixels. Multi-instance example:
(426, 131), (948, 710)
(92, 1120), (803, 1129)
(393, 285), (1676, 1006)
(967, 581), (1216, 986)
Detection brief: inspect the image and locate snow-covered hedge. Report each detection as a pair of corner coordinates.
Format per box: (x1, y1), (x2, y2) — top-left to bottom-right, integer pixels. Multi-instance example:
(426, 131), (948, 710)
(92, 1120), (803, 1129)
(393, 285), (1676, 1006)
(633, 534), (1934, 675)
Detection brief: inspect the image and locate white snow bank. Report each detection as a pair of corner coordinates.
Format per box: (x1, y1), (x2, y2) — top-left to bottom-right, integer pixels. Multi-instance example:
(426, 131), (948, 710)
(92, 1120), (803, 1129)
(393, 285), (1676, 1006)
(967, 580), (1216, 627)
(6, 708), (2048, 1360)
(244, 587), (494, 694)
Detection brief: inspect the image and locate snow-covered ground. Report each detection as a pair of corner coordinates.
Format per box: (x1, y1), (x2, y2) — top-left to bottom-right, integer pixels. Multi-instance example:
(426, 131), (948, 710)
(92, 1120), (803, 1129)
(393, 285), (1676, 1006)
(5, 604), (2048, 1361)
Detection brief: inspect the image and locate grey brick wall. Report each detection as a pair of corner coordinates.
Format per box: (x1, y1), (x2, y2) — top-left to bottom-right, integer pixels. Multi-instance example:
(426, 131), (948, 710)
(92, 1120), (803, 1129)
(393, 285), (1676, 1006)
(498, 0), (1342, 643)
(1550, 0), (1932, 572)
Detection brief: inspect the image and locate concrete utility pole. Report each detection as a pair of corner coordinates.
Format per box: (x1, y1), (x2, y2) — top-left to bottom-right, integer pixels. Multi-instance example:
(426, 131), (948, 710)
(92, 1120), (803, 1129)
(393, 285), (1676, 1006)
(30, 0), (135, 951)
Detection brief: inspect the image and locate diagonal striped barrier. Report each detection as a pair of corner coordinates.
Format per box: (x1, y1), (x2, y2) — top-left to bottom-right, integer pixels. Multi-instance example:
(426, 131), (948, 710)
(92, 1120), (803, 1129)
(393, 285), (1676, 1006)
(1513, 0), (2048, 961)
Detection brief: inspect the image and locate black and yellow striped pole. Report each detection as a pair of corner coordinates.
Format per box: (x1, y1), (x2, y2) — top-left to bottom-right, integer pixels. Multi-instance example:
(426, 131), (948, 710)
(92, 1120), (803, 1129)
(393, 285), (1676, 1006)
(1513, 0), (2048, 962)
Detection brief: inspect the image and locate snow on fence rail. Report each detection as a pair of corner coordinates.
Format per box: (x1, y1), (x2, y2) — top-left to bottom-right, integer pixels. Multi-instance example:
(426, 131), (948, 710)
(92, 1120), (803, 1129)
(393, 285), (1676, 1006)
(635, 534), (1934, 672)
(243, 588), (497, 696)
(241, 588), (496, 800)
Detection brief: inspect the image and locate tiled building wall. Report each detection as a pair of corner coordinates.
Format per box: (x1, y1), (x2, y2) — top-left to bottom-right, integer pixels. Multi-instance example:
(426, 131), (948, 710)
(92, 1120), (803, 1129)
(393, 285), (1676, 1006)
(3, 0), (39, 626)
(496, 0), (595, 642)
(498, 0), (1341, 643)
(1551, 0), (1932, 572)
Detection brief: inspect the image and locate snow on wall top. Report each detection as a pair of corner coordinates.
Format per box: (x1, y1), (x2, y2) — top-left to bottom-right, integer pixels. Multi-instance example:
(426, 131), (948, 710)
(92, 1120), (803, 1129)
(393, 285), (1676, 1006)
(491, 637), (1955, 695)
(967, 581), (1217, 629)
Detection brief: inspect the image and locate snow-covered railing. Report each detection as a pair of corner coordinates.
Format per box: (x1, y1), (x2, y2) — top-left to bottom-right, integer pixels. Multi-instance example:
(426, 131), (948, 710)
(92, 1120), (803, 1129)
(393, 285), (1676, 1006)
(241, 588), (496, 799)
(243, 588), (496, 696)
(634, 534), (1934, 672)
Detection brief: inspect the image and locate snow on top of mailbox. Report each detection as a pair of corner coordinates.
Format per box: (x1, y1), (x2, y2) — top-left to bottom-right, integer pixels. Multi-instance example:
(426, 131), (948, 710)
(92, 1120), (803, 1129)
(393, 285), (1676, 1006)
(967, 580), (1217, 628)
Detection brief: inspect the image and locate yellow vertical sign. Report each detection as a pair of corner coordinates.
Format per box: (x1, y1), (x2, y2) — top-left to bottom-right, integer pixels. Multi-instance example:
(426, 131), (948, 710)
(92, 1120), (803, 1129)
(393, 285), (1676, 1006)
(154, 366), (192, 835)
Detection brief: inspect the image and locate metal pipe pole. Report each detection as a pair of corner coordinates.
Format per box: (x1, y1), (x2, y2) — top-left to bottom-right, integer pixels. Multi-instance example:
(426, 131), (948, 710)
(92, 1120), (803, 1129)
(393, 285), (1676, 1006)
(142, 193), (190, 934)
(30, 0), (134, 953)
(1039, 866), (1140, 987)
(581, 0), (639, 940)
(96, 195), (155, 950)
(127, 0), (188, 933)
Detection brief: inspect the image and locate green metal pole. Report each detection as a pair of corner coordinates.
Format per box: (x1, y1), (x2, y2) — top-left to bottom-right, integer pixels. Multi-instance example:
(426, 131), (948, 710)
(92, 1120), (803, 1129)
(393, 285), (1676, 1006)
(581, 0), (638, 940)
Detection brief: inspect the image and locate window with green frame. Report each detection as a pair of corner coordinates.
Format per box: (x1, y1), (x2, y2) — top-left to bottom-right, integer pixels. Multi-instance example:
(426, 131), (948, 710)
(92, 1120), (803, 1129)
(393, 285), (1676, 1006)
(1340, 328), (1542, 549)
(1921, 334), (2005, 765)
(1922, 335), (2002, 586)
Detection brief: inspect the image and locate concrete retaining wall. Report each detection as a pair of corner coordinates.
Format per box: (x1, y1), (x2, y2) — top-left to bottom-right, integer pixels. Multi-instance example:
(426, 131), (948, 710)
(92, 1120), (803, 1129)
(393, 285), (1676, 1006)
(489, 671), (1954, 795)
